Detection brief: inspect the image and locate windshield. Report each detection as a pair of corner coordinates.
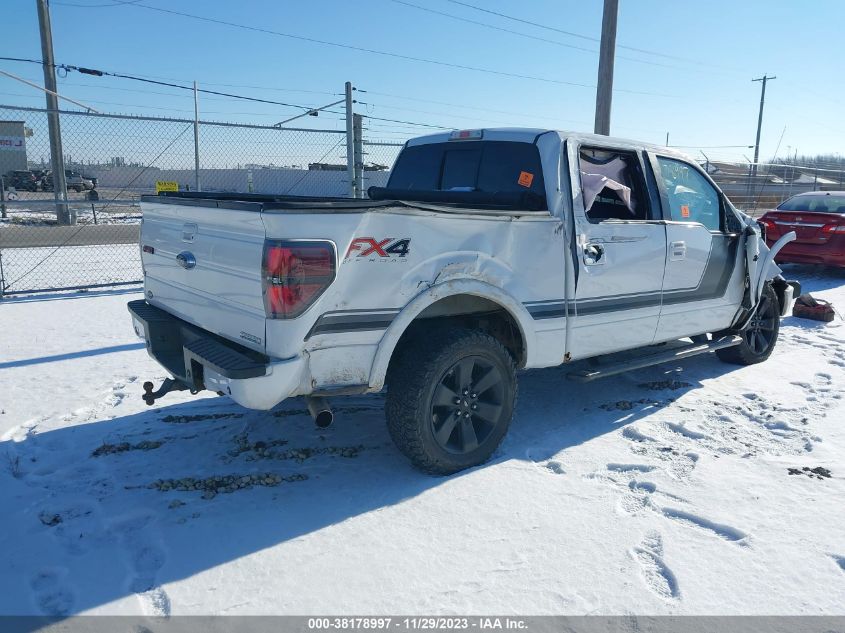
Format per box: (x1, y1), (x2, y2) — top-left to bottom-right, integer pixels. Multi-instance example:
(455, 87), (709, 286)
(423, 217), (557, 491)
(777, 194), (845, 213)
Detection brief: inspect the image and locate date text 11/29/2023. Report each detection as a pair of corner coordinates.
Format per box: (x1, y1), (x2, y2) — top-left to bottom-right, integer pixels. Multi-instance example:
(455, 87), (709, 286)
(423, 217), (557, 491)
(306, 617), (528, 630)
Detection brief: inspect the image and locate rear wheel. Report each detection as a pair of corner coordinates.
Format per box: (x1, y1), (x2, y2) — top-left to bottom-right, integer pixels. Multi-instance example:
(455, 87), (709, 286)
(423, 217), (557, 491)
(716, 283), (780, 365)
(386, 327), (517, 475)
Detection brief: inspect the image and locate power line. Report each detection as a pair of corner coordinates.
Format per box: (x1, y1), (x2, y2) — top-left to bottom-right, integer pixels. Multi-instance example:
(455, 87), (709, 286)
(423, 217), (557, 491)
(0, 56), (326, 112)
(445, 0), (730, 69)
(1, 57), (456, 131)
(390, 0), (597, 54)
(363, 114), (451, 130)
(49, 2), (676, 96)
(0, 90), (321, 118)
(389, 0), (691, 72)
(51, 0), (142, 6)
(58, 59), (341, 96)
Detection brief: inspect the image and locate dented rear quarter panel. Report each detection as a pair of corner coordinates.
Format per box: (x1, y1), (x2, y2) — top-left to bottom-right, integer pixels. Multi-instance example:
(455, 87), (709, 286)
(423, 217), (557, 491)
(260, 206), (568, 391)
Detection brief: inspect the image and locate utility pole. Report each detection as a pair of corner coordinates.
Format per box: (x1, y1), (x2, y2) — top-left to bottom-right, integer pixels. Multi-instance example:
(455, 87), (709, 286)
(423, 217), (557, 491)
(345, 81), (355, 198)
(750, 74), (775, 184)
(36, 0), (70, 224)
(593, 0), (618, 136)
(193, 81), (201, 192)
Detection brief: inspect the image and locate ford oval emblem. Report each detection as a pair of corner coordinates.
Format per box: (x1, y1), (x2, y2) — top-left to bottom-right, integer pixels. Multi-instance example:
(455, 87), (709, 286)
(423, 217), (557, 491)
(176, 251), (196, 269)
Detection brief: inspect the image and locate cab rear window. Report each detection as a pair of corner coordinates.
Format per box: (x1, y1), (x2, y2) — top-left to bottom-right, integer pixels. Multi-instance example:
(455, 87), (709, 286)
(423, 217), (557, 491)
(387, 141), (546, 199)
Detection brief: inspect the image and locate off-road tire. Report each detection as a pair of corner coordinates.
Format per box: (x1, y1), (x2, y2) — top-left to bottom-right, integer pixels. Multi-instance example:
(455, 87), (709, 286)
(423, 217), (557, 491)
(716, 283), (780, 365)
(386, 327), (517, 475)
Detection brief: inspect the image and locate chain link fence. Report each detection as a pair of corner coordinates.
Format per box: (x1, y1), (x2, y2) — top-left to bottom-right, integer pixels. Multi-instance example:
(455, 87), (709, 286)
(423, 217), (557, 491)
(5, 102), (842, 296)
(0, 104), (405, 295)
(704, 160), (845, 216)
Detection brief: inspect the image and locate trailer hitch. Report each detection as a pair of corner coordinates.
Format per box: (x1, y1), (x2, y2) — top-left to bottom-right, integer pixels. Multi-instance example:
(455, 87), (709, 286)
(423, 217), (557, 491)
(142, 378), (193, 406)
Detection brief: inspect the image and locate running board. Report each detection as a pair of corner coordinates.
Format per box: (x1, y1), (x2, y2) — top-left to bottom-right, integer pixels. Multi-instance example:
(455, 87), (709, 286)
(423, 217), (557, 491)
(566, 335), (743, 383)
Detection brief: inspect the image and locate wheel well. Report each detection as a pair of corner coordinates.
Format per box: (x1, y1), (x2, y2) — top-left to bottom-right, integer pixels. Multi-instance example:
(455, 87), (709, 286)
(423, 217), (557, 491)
(390, 294), (526, 370)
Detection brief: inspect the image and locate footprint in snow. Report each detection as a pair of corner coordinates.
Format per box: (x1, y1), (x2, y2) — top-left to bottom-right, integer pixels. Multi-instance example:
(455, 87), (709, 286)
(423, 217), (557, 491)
(617, 479), (658, 515)
(660, 507), (749, 546)
(39, 499), (107, 556)
(30, 568), (75, 616)
(632, 531), (680, 601)
(606, 463), (656, 474)
(621, 424), (699, 482)
(665, 422), (710, 441)
(544, 460), (565, 475)
(622, 426), (657, 444)
(114, 513), (171, 616)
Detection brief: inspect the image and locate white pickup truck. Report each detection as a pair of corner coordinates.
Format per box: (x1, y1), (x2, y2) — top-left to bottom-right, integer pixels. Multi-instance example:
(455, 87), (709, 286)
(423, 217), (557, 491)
(129, 128), (799, 474)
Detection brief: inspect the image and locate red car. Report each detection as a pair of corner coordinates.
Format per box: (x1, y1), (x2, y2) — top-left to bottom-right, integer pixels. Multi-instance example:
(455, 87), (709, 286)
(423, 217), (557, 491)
(758, 191), (845, 267)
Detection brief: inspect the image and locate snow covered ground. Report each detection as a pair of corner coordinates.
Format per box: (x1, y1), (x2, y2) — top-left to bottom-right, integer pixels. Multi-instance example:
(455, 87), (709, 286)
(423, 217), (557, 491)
(0, 244), (140, 294)
(0, 264), (843, 616)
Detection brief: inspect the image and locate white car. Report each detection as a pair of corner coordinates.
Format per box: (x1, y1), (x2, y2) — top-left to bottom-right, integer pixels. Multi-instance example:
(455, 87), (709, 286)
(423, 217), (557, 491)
(129, 128), (798, 473)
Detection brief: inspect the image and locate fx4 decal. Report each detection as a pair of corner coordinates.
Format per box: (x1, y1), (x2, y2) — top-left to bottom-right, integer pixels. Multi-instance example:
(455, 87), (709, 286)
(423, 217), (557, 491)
(345, 237), (411, 260)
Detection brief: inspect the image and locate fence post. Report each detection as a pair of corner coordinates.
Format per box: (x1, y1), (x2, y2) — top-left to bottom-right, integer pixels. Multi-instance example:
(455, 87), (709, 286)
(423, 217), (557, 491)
(0, 175), (7, 219)
(193, 80), (201, 192)
(345, 81), (355, 198)
(353, 113), (364, 199)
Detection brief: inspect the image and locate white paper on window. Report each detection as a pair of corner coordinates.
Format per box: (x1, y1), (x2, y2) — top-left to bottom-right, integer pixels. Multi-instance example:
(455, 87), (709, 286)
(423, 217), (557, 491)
(580, 171), (634, 215)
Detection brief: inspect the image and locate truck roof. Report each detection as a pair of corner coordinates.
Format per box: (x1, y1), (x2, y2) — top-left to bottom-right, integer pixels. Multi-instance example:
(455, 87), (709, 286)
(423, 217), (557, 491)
(407, 127), (689, 158)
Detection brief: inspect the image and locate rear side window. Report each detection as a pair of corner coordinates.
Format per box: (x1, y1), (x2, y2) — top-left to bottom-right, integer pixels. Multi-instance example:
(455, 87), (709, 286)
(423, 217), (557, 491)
(777, 195), (845, 213)
(656, 156), (722, 231)
(388, 141), (546, 198)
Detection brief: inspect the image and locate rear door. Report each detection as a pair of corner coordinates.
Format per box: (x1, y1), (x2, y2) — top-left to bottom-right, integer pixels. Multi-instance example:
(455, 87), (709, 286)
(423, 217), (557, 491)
(140, 199), (268, 352)
(567, 141), (667, 358)
(649, 154), (744, 341)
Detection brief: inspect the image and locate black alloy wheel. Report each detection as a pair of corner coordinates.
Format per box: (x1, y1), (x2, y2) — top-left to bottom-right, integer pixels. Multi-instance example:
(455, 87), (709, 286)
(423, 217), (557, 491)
(430, 356), (505, 455)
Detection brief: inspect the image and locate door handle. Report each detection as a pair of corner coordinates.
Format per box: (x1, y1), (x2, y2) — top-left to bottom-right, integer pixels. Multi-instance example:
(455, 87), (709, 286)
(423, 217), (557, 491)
(670, 240), (686, 261)
(583, 243), (605, 265)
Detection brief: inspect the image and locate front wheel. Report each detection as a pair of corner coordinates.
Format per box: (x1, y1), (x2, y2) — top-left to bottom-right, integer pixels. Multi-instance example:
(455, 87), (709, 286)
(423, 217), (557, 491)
(716, 283), (780, 365)
(386, 327), (517, 475)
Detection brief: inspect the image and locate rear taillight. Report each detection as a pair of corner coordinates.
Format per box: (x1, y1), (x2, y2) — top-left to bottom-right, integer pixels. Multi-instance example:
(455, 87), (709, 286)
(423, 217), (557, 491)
(821, 223), (845, 235)
(758, 218), (775, 239)
(262, 240), (336, 319)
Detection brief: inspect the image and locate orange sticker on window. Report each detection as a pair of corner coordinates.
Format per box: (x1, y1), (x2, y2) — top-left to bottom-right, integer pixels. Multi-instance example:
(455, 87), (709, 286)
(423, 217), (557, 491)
(518, 171), (534, 187)
(680, 204), (690, 218)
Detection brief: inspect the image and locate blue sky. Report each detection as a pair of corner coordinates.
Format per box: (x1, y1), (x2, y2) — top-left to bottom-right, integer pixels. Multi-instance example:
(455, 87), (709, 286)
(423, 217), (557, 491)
(2, 0), (844, 162)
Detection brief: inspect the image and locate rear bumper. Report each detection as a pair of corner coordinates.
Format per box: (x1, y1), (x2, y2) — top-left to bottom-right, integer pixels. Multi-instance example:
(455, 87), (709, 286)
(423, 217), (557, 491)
(127, 299), (305, 410)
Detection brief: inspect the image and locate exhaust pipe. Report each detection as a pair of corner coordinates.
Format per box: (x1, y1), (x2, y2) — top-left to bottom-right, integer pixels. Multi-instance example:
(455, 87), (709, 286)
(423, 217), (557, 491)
(305, 396), (333, 428)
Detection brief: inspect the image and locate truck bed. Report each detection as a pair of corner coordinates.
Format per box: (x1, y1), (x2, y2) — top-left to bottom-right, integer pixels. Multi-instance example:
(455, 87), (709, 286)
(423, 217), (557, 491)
(141, 191), (550, 215)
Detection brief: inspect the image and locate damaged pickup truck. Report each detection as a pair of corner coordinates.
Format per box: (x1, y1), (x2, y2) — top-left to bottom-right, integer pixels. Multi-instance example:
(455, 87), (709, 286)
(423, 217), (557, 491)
(129, 128), (799, 474)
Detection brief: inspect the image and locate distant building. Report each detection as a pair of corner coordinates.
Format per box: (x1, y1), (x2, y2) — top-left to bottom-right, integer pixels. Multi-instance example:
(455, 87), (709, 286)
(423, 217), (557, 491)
(0, 120), (28, 175)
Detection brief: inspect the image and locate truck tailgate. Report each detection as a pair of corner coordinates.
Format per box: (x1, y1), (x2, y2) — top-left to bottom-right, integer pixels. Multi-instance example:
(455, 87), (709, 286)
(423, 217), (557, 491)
(140, 200), (267, 353)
